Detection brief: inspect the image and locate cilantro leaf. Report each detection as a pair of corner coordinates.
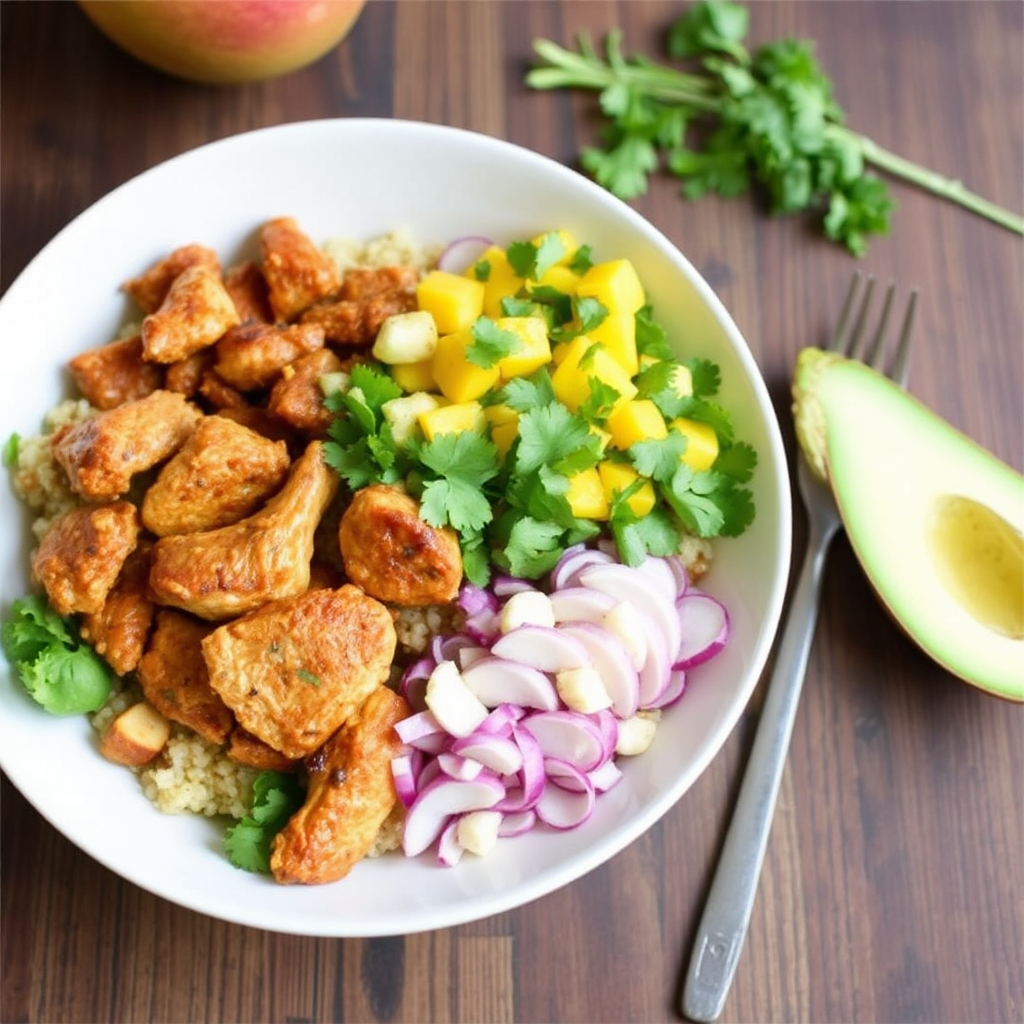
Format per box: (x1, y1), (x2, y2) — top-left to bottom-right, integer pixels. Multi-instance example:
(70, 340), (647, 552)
(513, 403), (597, 475)
(498, 371), (557, 412)
(506, 232), (567, 281)
(224, 770), (305, 874)
(495, 516), (566, 579)
(467, 317), (523, 369)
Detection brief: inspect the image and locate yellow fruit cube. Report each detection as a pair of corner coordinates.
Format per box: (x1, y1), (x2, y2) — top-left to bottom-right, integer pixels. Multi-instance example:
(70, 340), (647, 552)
(566, 467), (610, 520)
(530, 229), (580, 267)
(382, 392), (441, 445)
(418, 400), (486, 441)
(496, 316), (552, 379)
(537, 264), (580, 294)
(431, 329), (501, 404)
(586, 310), (639, 376)
(605, 399), (668, 450)
(390, 359), (436, 394)
(551, 335), (638, 413)
(468, 246), (524, 319)
(417, 270), (485, 334)
(575, 259), (646, 315)
(598, 461), (657, 518)
(484, 404), (520, 460)
(671, 417), (719, 471)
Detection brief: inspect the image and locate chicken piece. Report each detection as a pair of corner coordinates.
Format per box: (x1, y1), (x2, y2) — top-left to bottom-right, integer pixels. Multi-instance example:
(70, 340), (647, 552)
(136, 609), (235, 745)
(266, 348), (343, 436)
(141, 263), (241, 364)
(215, 406), (301, 447)
(224, 260), (273, 325)
(67, 334), (164, 410)
(227, 727), (301, 773)
(214, 321), (325, 391)
(260, 216), (340, 323)
(123, 243), (221, 314)
(300, 290), (418, 349)
(79, 541), (155, 675)
(339, 266), (421, 301)
(270, 685), (410, 884)
(165, 348), (215, 398)
(202, 584), (397, 759)
(148, 440), (338, 620)
(198, 370), (249, 410)
(51, 389), (202, 501)
(141, 415), (291, 537)
(31, 501), (139, 615)
(338, 484), (463, 606)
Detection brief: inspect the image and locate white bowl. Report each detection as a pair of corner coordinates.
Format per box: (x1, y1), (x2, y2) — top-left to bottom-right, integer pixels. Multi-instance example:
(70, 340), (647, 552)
(0, 119), (791, 936)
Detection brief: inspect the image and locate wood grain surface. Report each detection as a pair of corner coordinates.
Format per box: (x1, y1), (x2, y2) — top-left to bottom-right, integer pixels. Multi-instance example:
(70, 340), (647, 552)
(2, 3), (1021, 1022)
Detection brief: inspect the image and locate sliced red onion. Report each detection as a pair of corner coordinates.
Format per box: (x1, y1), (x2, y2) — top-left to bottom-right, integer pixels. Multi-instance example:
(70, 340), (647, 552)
(395, 709), (446, 751)
(633, 556), (681, 603)
(461, 656), (559, 711)
(548, 586), (618, 624)
(490, 624), (590, 673)
(520, 710), (610, 772)
(399, 656), (435, 710)
(402, 772), (505, 857)
(451, 731), (524, 776)
(436, 818), (465, 867)
(536, 763), (595, 829)
(587, 708), (619, 755)
(492, 575), (536, 598)
(437, 751), (485, 782)
(558, 621), (640, 719)
(645, 667), (688, 710)
(494, 725), (546, 813)
(588, 758), (624, 793)
(456, 644), (490, 670)
(391, 752), (419, 807)
(497, 809), (537, 837)
(437, 235), (493, 274)
(475, 702), (527, 735)
(548, 545), (614, 591)
(663, 554), (691, 598)
(637, 619), (672, 709)
(674, 590), (730, 669)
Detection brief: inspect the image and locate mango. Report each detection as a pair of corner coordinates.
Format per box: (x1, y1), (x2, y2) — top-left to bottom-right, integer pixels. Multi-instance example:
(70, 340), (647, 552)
(586, 310), (639, 376)
(566, 466), (610, 520)
(390, 358), (436, 394)
(468, 246), (524, 319)
(575, 259), (645, 315)
(484, 404), (520, 460)
(496, 316), (552, 379)
(605, 399), (668, 450)
(551, 335), (638, 414)
(418, 400), (486, 441)
(417, 270), (485, 334)
(431, 329), (501, 404)
(671, 417), (719, 471)
(598, 461), (657, 517)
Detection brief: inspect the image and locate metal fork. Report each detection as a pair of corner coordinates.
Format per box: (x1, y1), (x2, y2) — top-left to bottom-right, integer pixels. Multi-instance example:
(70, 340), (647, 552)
(680, 273), (918, 1023)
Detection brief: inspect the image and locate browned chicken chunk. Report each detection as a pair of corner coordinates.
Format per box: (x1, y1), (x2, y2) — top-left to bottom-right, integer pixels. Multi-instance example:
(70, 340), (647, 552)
(227, 727), (301, 773)
(31, 501), (139, 615)
(214, 321), (325, 391)
(300, 290), (418, 349)
(141, 415), (290, 537)
(202, 584), (397, 759)
(270, 685), (410, 884)
(223, 260), (273, 325)
(338, 484), (463, 606)
(266, 348), (343, 436)
(51, 389), (202, 501)
(197, 370), (249, 410)
(339, 266), (421, 301)
(79, 541), (155, 675)
(165, 348), (215, 398)
(67, 334), (164, 410)
(123, 243), (221, 315)
(136, 609), (235, 745)
(260, 216), (340, 323)
(148, 440), (338, 620)
(141, 262), (241, 364)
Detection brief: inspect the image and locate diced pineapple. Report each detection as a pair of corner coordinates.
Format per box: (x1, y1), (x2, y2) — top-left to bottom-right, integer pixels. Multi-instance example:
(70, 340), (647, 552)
(418, 400), (486, 441)
(484, 404), (520, 460)
(417, 270), (485, 334)
(566, 466), (610, 520)
(431, 329), (501, 403)
(372, 310), (438, 364)
(550, 335), (638, 413)
(670, 417), (719, 471)
(575, 259), (645, 314)
(318, 370), (351, 397)
(390, 359), (436, 394)
(382, 391), (442, 445)
(466, 246), (523, 319)
(598, 461), (657, 517)
(586, 310), (639, 376)
(496, 316), (552, 379)
(605, 399), (668, 450)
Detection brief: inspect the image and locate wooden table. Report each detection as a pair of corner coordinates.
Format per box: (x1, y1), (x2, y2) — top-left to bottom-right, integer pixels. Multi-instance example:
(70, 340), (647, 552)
(2, 3), (1021, 1021)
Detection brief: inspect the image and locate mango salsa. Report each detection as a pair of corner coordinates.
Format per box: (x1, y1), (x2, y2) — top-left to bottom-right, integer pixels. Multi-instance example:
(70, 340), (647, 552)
(431, 329), (501, 403)
(484, 404), (520, 460)
(575, 259), (645, 315)
(566, 466), (610, 520)
(551, 335), (638, 413)
(671, 416), (720, 471)
(390, 358), (436, 394)
(418, 400), (486, 442)
(467, 246), (524, 319)
(605, 399), (668, 450)
(496, 316), (552, 379)
(417, 270), (485, 334)
(598, 461), (657, 517)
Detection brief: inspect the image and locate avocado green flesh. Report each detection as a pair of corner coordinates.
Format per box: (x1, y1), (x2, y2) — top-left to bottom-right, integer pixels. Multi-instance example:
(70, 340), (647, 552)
(798, 351), (1024, 702)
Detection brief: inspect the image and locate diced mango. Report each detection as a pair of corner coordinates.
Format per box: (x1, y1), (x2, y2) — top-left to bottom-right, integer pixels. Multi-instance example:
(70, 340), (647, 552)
(586, 310), (639, 376)
(671, 417), (719, 471)
(598, 461), (657, 518)
(589, 424), (613, 454)
(484, 404), (520, 460)
(496, 316), (552, 379)
(531, 229), (580, 266)
(575, 259), (645, 315)
(468, 246), (524, 319)
(419, 400), (486, 442)
(417, 270), (485, 334)
(566, 466), (610, 520)
(537, 264), (580, 295)
(382, 391), (442, 445)
(605, 399), (668, 450)
(390, 359), (436, 394)
(431, 329), (501, 403)
(551, 335), (638, 414)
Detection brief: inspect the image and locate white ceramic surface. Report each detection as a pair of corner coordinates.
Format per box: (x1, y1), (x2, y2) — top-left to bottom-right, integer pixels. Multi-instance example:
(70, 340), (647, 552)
(0, 119), (791, 936)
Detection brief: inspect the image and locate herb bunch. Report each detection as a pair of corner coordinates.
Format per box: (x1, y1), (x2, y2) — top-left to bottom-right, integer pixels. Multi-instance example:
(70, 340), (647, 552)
(527, 0), (1024, 256)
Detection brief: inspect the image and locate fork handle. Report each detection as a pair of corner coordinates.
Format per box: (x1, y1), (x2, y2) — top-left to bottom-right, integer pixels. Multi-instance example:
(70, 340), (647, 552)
(681, 521), (839, 1023)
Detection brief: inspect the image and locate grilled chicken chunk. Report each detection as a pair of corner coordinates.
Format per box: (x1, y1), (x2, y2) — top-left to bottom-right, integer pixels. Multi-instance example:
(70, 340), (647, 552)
(148, 440), (337, 620)
(31, 500), (139, 616)
(141, 415), (290, 537)
(338, 484), (463, 606)
(136, 609), (235, 745)
(223, 260), (274, 325)
(270, 685), (410, 885)
(202, 584), (397, 759)
(141, 262), (241, 364)
(67, 334), (164, 411)
(260, 216), (340, 323)
(266, 347), (343, 436)
(214, 321), (326, 391)
(51, 389), (202, 502)
(123, 243), (221, 315)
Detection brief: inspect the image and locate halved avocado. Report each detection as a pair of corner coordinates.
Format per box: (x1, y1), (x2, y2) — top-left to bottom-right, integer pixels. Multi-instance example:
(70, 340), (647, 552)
(793, 347), (1024, 702)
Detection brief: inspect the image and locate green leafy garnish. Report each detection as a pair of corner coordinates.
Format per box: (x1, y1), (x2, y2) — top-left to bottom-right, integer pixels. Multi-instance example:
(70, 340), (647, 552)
(224, 770), (305, 874)
(3, 433), (20, 468)
(466, 317), (523, 369)
(526, 0), (1023, 254)
(1, 594), (113, 715)
(507, 232), (568, 280)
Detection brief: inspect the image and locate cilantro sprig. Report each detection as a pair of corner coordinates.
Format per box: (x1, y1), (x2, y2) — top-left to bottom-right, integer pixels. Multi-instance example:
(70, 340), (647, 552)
(527, 0), (1023, 255)
(224, 770), (305, 874)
